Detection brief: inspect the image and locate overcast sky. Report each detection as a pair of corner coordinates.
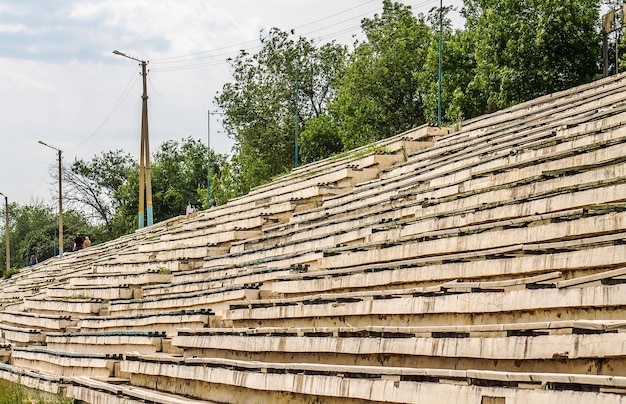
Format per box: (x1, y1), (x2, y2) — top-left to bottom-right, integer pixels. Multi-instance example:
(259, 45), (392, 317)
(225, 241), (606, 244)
(1, 0), (457, 207)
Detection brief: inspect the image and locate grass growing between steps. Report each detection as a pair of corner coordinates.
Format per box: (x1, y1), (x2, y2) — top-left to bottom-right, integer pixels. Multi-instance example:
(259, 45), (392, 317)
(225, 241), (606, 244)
(0, 379), (74, 404)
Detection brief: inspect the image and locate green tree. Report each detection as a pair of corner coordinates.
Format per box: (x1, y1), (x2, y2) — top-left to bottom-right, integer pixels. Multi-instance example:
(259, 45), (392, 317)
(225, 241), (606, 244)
(151, 137), (209, 220)
(462, 0), (601, 111)
(6, 202), (57, 267)
(215, 28), (348, 196)
(331, 0), (433, 150)
(0, 200), (96, 272)
(299, 114), (343, 164)
(64, 150), (134, 232)
(112, 137), (227, 229)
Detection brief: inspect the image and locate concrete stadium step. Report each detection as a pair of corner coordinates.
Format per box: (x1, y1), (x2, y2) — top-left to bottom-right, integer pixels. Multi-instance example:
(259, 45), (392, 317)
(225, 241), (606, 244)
(0, 310), (75, 331)
(2, 73), (626, 403)
(142, 266), (293, 298)
(320, 211), (626, 271)
(0, 363), (64, 395)
(67, 375), (220, 403)
(68, 270), (172, 288)
(120, 351), (626, 403)
(42, 285), (134, 300)
(77, 309), (213, 337)
(172, 320), (626, 374)
(23, 296), (104, 318)
(267, 234), (626, 296)
(0, 321), (45, 345)
(12, 347), (120, 378)
(107, 284), (260, 317)
(45, 331), (165, 355)
(223, 282), (626, 328)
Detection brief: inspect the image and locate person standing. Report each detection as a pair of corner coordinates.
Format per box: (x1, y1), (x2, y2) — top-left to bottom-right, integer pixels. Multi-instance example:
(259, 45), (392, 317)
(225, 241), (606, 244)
(83, 236), (92, 248)
(73, 233), (84, 251)
(29, 254), (38, 266)
(186, 201), (195, 215)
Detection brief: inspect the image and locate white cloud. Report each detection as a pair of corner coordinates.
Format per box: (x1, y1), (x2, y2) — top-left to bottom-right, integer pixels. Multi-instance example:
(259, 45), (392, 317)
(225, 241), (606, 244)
(0, 23), (26, 33)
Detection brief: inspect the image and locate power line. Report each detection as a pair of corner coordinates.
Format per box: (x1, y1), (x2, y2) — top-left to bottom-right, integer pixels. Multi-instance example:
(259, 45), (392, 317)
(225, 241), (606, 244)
(150, 0), (440, 74)
(72, 66), (141, 149)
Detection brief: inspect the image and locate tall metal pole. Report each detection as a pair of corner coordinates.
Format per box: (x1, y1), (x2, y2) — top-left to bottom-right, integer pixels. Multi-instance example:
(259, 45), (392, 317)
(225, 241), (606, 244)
(141, 60), (153, 226)
(138, 99), (146, 229)
(113, 50), (153, 228)
(603, 30), (609, 77)
(208, 110), (215, 209)
(38, 140), (63, 255)
(0, 193), (10, 272)
(437, 0), (443, 125)
(295, 63), (299, 168)
(57, 149), (63, 253)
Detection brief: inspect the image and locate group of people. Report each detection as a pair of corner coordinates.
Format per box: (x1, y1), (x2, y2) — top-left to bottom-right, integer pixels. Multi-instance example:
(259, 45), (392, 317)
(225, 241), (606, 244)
(28, 232), (91, 267)
(30, 201), (197, 267)
(29, 201), (196, 267)
(73, 233), (91, 251)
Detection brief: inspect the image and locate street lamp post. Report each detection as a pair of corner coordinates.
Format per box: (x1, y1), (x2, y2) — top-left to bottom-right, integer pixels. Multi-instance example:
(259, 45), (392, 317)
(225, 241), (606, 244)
(113, 49), (153, 228)
(207, 110), (226, 209)
(38, 141), (63, 255)
(0, 192), (10, 272)
(437, 0), (443, 125)
(207, 110), (211, 209)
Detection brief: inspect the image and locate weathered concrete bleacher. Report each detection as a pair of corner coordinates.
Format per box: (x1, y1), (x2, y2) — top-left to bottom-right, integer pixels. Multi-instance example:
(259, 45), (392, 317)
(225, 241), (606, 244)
(2, 73), (626, 403)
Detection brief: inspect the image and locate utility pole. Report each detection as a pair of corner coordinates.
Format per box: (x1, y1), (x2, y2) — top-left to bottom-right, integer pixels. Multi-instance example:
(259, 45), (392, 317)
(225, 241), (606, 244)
(207, 110), (226, 209)
(207, 110), (211, 208)
(295, 62), (300, 168)
(437, 0), (443, 125)
(602, 8), (625, 78)
(0, 192), (9, 272)
(38, 141), (63, 255)
(113, 50), (153, 228)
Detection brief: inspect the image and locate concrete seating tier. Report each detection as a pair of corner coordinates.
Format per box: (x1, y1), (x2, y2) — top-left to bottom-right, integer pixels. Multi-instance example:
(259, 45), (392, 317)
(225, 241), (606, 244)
(67, 375), (215, 404)
(294, 93), (626, 220)
(0, 322), (46, 345)
(91, 256), (203, 274)
(2, 73), (626, 402)
(223, 282), (626, 328)
(68, 271), (172, 288)
(172, 319), (626, 374)
(278, 124), (626, 254)
(42, 285), (135, 300)
(77, 309), (212, 337)
(287, 125), (447, 178)
(23, 296), (103, 317)
(457, 73), (626, 135)
(281, 110), (626, 247)
(231, 127), (435, 207)
(120, 352), (626, 403)
(45, 331), (165, 355)
(268, 235), (626, 296)
(12, 347), (119, 378)
(197, 138), (626, 280)
(319, 211), (626, 273)
(0, 363), (64, 395)
(106, 284), (260, 317)
(142, 265), (293, 298)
